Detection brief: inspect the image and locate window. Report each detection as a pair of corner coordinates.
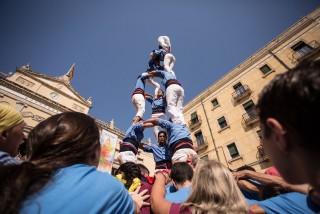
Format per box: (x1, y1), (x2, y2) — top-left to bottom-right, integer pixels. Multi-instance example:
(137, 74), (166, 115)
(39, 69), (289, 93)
(211, 98), (219, 107)
(201, 155), (209, 160)
(233, 82), (245, 95)
(218, 116), (228, 129)
(191, 112), (199, 124)
(243, 100), (256, 119)
(291, 41), (313, 57)
(260, 64), (272, 75)
(227, 143), (240, 159)
(257, 130), (262, 139)
(195, 131), (205, 147)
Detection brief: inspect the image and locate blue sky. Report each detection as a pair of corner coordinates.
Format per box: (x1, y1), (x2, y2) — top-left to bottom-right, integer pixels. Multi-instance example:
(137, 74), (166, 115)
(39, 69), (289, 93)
(1, 1), (319, 141)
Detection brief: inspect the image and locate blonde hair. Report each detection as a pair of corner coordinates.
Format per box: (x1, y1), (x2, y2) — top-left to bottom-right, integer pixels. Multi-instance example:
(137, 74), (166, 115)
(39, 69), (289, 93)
(182, 160), (248, 214)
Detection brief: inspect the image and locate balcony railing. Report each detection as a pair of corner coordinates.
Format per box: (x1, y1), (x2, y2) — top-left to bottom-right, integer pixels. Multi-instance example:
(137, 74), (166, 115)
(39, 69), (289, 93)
(242, 111), (259, 126)
(188, 116), (202, 130)
(232, 85), (251, 101)
(257, 145), (268, 160)
(292, 40), (320, 64)
(194, 136), (208, 151)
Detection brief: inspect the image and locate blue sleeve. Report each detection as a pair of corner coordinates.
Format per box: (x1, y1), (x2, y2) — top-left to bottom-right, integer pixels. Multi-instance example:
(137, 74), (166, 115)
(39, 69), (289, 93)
(158, 118), (172, 129)
(146, 96), (153, 103)
(144, 145), (153, 153)
(153, 70), (164, 79)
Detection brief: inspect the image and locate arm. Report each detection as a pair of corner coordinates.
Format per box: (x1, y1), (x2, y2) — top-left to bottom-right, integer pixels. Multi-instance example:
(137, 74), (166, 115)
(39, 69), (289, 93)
(233, 170), (308, 194)
(249, 204), (266, 214)
(237, 179), (260, 193)
(151, 173), (172, 214)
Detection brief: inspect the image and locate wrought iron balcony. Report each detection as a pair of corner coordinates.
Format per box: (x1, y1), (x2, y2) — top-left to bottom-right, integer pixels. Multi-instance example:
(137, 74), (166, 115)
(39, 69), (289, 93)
(242, 111), (259, 126)
(292, 40), (320, 64)
(188, 116), (202, 130)
(232, 85), (251, 101)
(257, 145), (268, 160)
(194, 136), (208, 151)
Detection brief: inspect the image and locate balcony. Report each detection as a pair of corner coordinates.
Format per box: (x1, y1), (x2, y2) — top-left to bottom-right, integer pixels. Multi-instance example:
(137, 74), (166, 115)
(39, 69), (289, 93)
(194, 137), (208, 151)
(188, 116), (202, 130)
(242, 111), (259, 126)
(257, 145), (268, 160)
(292, 40), (320, 64)
(232, 85), (251, 102)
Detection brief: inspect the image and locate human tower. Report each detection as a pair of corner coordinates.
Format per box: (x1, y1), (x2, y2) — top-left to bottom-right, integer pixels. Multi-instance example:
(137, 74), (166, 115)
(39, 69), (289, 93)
(115, 36), (198, 169)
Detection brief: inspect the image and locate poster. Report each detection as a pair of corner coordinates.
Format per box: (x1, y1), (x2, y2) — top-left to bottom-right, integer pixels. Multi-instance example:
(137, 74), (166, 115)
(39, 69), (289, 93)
(98, 129), (118, 173)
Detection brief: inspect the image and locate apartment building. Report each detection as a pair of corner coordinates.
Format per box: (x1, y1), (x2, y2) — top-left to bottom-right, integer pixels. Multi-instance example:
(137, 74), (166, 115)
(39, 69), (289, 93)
(183, 8), (320, 171)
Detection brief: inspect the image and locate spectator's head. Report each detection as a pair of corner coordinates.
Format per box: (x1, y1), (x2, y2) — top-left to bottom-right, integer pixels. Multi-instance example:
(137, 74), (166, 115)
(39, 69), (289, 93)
(137, 163), (150, 177)
(0, 104), (26, 156)
(116, 162), (141, 190)
(183, 160), (248, 213)
(171, 162), (193, 189)
(158, 131), (167, 146)
(256, 59), (320, 187)
(0, 112), (100, 213)
(27, 112), (100, 166)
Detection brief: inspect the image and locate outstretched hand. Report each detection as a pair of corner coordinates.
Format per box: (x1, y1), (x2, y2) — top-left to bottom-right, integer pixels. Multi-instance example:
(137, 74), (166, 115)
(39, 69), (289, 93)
(130, 186), (150, 213)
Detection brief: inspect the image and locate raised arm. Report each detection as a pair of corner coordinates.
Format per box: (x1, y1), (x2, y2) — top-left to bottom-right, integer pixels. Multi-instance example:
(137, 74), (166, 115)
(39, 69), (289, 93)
(151, 172), (172, 214)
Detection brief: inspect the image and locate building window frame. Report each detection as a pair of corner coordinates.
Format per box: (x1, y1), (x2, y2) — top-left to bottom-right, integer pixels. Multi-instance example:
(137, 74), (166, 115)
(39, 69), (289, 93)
(217, 116), (230, 133)
(211, 98), (220, 110)
(195, 130), (205, 147)
(259, 64), (274, 77)
(226, 142), (241, 161)
(190, 112), (199, 125)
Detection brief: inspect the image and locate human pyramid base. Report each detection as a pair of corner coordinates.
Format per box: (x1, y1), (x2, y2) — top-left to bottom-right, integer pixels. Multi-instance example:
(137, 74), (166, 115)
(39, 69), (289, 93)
(115, 36), (198, 171)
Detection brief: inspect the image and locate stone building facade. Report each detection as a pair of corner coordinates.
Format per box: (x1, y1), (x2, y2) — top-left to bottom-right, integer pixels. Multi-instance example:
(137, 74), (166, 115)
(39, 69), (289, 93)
(183, 8), (320, 172)
(0, 65), (155, 174)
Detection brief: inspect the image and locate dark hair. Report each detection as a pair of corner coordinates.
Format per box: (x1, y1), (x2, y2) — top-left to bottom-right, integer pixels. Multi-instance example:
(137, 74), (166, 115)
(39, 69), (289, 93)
(259, 183), (290, 200)
(158, 130), (167, 138)
(115, 162), (142, 190)
(236, 165), (256, 172)
(0, 112), (100, 213)
(137, 163), (150, 176)
(171, 162), (193, 185)
(256, 59), (320, 149)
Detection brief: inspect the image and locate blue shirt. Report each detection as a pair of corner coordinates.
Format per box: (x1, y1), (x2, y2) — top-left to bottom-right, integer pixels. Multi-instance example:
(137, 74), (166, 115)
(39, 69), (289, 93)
(123, 123), (144, 143)
(134, 73), (149, 90)
(144, 143), (172, 163)
(0, 151), (20, 166)
(21, 164), (134, 214)
(165, 187), (191, 203)
(151, 49), (167, 60)
(256, 192), (320, 214)
(146, 96), (167, 113)
(158, 119), (191, 147)
(152, 70), (177, 86)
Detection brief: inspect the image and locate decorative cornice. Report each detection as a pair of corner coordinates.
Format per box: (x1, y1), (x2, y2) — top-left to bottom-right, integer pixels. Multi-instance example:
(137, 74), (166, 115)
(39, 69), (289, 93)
(0, 75), (72, 113)
(93, 117), (125, 137)
(16, 68), (92, 108)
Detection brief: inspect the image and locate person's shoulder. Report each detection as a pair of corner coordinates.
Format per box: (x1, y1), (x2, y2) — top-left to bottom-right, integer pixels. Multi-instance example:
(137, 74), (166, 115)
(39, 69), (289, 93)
(170, 203), (192, 214)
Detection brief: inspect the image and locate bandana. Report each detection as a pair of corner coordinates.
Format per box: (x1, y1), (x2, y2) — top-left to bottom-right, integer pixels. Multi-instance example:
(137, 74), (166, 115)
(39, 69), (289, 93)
(0, 105), (24, 132)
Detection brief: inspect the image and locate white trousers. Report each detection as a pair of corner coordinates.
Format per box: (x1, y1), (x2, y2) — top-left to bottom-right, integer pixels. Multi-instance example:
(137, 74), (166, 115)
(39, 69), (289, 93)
(164, 53), (176, 77)
(151, 113), (167, 140)
(172, 148), (198, 167)
(132, 94), (145, 118)
(166, 84), (185, 125)
(115, 151), (137, 164)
